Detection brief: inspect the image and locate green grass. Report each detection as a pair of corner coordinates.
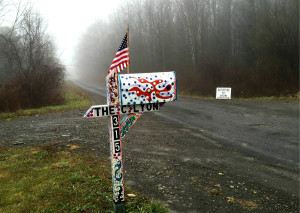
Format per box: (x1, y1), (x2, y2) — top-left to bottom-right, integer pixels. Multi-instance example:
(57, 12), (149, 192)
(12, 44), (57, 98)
(0, 82), (93, 121)
(233, 94), (300, 102)
(0, 144), (168, 213)
(179, 91), (300, 102)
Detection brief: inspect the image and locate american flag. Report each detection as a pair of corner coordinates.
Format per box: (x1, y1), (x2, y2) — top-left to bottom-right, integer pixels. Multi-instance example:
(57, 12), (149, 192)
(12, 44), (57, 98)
(108, 33), (129, 73)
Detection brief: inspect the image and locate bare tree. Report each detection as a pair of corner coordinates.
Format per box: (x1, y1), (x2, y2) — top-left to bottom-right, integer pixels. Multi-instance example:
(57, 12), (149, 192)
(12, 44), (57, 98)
(74, 0), (299, 97)
(0, 2), (65, 111)
(176, 0), (201, 72)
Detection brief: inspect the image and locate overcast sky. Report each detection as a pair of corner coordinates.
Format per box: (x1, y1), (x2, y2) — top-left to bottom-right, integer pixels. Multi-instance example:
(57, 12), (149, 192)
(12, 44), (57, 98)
(33, 0), (122, 77)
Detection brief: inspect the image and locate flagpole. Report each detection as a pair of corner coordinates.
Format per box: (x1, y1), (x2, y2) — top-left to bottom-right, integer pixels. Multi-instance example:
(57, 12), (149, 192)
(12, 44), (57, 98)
(127, 24), (129, 74)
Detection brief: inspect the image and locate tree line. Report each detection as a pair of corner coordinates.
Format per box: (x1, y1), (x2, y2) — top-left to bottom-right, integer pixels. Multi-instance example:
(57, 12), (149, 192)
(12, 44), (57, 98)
(75, 0), (299, 97)
(0, 1), (65, 112)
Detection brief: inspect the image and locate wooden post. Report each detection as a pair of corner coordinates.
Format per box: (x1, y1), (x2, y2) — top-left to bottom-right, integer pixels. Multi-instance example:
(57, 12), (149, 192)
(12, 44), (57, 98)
(127, 24), (129, 74)
(106, 70), (126, 213)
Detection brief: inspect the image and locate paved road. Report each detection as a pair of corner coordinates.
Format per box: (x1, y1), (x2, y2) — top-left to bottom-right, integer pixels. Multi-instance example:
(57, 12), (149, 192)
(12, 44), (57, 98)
(73, 80), (299, 170)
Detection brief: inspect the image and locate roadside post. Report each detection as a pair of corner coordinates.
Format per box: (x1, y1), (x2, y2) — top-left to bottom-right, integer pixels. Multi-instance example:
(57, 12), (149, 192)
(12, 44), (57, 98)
(84, 71), (177, 212)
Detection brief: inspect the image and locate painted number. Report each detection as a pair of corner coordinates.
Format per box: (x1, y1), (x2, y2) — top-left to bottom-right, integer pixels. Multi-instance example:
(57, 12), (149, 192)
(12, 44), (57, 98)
(111, 115), (120, 140)
(112, 115), (119, 128)
(113, 128), (120, 140)
(114, 141), (121, 153)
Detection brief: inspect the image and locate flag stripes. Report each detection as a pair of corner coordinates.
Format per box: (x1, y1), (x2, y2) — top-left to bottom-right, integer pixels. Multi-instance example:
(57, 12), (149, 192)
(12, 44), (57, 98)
(108, 33), (129, 74)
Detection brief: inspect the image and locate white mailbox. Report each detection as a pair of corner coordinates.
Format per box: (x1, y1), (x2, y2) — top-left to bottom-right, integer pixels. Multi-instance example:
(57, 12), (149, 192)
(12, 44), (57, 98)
(118, 72), (177, 105)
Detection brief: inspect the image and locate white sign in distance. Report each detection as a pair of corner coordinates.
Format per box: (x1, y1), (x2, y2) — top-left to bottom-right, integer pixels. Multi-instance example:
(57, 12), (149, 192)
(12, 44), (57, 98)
(216, 87), (231, 99)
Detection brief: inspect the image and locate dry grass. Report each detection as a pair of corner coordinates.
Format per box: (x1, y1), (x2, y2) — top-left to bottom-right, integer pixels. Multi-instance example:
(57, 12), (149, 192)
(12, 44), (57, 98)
(226, 196), (259, 210)
(0, 81), (92, 121)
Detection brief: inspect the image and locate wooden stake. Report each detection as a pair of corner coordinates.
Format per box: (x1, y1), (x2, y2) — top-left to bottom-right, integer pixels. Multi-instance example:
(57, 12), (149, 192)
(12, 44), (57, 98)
(127, 24), (129, 74)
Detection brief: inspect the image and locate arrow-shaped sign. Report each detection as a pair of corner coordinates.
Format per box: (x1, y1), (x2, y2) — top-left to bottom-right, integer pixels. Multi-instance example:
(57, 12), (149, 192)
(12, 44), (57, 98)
(84, 103), (162, 118)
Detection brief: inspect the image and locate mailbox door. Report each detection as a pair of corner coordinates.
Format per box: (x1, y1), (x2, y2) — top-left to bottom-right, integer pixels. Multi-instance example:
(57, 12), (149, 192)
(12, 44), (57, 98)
(118, 71), (177, 106)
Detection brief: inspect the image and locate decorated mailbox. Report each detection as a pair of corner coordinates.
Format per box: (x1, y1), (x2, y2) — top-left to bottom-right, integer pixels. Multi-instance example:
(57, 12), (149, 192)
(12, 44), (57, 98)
(118, 72), (177, 105)
(84, 28), (177, 212)
(85, 72), (177, 118)
(84, 71), (177, 209)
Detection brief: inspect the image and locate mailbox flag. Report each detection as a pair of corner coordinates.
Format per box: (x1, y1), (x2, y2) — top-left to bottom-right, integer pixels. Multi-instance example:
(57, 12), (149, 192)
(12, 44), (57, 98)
(108, 32), (130, 74)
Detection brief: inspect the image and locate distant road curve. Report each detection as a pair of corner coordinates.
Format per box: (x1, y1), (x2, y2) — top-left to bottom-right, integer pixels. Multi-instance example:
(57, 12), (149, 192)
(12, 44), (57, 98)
(73, 80), (299, 170)
(72, 80), (107, 97)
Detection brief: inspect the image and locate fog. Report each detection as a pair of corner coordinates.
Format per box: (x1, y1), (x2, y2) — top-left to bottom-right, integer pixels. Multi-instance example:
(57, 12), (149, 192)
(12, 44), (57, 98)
(33, 0), (123, 79)
(0, 0), (124, 80)
(74, 0), (299, 97)
(0, 0), (299, 98)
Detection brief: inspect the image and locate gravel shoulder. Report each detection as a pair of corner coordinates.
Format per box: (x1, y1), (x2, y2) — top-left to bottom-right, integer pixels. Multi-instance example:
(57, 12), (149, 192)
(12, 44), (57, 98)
(0, 91), (299, 212)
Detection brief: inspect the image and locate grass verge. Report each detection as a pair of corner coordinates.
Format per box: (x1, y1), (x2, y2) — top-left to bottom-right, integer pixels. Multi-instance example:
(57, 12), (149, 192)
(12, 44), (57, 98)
(179, 91), (300, 102)
(0, 144), (168, 213)
(0, 82), (93, 121)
